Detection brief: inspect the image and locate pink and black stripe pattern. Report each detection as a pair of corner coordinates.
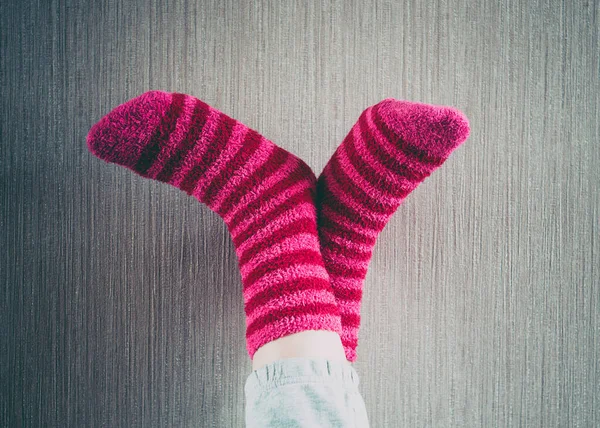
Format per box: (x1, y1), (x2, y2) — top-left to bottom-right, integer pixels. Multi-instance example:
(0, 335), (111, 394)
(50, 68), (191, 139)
(316, 99), (470, 362)
(87, 90), (342, 358)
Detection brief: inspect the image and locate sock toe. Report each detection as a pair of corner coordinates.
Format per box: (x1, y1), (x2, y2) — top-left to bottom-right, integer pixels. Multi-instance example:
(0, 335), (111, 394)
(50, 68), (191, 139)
(87, 90), (173, 168)
(377, 99), (470, 159)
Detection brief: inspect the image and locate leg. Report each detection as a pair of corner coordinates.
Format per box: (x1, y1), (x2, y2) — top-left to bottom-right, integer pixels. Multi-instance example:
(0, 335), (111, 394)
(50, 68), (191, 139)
(252, 330), (347, 371)
(86, 91), (369, 427)
(86, 90), (342, 358)
(317, 99), (470, 361)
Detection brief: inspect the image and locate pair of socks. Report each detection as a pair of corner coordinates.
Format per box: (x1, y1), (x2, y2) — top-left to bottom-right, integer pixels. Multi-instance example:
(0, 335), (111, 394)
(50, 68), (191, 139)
(87, 91), (469, 362)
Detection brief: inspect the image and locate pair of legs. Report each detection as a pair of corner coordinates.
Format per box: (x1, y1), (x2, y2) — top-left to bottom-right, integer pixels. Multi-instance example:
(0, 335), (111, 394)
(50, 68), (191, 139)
(87, 91), (469, 426)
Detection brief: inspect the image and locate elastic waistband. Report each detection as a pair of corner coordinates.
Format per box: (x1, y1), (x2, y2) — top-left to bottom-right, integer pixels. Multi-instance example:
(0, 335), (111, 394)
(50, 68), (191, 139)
(245, 357), (360, 397)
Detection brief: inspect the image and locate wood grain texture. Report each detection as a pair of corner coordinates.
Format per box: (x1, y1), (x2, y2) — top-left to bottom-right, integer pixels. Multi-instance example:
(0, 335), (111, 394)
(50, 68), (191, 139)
(1, 0), (598, 426)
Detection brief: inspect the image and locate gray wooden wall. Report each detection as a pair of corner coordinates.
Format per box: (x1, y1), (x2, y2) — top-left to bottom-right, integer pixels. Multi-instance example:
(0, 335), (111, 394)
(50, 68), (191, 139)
(2, 0), (599, 426)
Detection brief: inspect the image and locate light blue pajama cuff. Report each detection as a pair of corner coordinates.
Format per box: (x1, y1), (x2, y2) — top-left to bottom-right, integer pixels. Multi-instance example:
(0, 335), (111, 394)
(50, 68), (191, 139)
(245, 357), (370, 428)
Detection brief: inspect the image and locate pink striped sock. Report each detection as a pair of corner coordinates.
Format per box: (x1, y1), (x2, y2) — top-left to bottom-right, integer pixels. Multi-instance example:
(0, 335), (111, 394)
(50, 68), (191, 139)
(316, 99), (470, 361)
(87, 90), (342, 358)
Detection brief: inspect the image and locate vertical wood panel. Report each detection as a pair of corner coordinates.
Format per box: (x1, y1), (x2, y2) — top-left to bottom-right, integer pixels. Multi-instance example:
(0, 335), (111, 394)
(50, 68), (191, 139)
(2, 0), (598, 426)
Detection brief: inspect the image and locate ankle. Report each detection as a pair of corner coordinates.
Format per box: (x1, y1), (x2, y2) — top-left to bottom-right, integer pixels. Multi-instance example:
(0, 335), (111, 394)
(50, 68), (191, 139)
(252, 330), (348, 371)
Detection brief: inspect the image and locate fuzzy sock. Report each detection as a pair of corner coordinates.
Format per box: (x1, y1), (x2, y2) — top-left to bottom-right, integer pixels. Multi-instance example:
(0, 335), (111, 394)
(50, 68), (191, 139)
(316, 99), (470, 361)
(87, 91), (342, 359)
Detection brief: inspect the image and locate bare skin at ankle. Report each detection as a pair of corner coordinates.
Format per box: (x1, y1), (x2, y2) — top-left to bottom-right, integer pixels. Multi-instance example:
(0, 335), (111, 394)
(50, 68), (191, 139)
(252, 330), (349, 371)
